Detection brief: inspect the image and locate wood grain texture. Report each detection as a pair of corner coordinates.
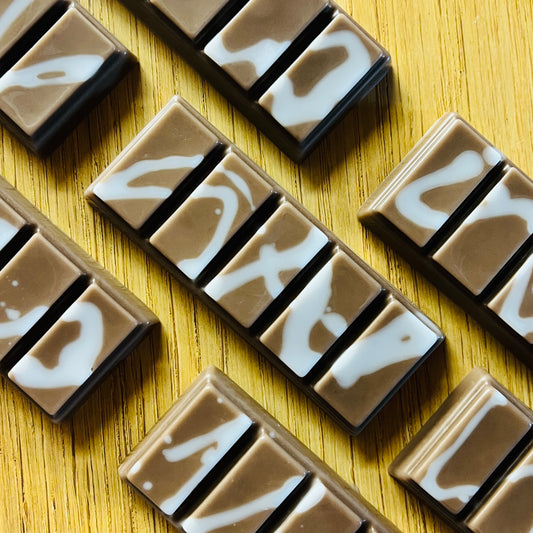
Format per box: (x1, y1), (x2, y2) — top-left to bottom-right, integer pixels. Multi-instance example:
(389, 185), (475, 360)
(1, 1), (532, 531)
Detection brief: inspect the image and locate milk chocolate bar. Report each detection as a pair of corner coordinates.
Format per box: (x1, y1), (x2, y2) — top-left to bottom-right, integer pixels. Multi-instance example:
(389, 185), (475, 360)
(0, 176), (158, 421)
(389, 368), (533, 533)
(116, 0), (390, 161)
(358, 113), (533, 367)
(86, 96), (443, 435)
(0, 1), (136, 155)
(120, 366), (400, 532)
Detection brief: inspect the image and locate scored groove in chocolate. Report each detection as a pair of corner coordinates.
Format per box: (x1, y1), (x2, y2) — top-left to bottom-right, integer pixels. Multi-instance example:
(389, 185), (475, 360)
(359, 113), (533, 367)
(389, 368), (533, 533)
(87, 95), (443, 435)
(119, 366), (400, 532)
(116, 0), (390, 161)
(0, 176), (158, 422)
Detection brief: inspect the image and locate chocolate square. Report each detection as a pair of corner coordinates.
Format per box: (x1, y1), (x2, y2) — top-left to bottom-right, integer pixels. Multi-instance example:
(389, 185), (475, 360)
(0, 196), (26, 251)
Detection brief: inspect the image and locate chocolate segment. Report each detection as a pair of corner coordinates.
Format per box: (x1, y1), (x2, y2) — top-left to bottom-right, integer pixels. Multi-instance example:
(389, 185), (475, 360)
(466, 446), (533, 533)
(150, 150), (273, 279)
(358, 113), (533, 367)
(0, 2), (136, 155)
(116, 0), (390, 161)
(275, 479), (364, 533)
(259, 14), (385, 142)
(8, 284), (138, 415)
(204, 202), (328, 328)
(119, 366), (400, 532)
(86, 95), (443, 435)
(0, 196), (26, 251)
(433, 167), (533, 295)
(0, 234), (81, 361)
(0, 0), (58, 61)
(0, 175), (158, 421)
(260, 250), (382, 377)
(92, 99), (220, 230)
(204, 0), (326, 90)
(314, 298), (441, 429)
(389, 369), (533, 531)
(488, 254), (533, 343)
(149, 0), (233, 40)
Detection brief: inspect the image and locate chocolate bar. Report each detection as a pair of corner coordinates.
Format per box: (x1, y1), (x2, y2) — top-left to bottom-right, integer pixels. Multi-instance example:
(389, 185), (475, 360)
(119, 365), (400, 532)
(0, 1), (136, 155)
(115, 0), (390, 161)
(0, 175), (158, 421)
(389, 368), (533, 533)
(86, 95), (443, 435)
(358, 113), (533, 367)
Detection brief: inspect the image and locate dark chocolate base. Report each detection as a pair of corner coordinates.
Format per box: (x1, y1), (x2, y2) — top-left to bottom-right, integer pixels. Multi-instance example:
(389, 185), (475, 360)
(117, 0), (390, 162)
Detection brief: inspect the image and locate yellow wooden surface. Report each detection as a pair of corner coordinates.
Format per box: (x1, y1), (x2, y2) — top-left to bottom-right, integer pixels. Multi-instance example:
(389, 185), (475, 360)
(1, 0), (533, 531)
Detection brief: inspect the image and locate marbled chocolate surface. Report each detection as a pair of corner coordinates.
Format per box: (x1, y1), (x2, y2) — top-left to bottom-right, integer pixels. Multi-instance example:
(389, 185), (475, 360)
(205, 202), (328, 327)
(0, 6), (114, 135)
(260, 250), (382, 377)
(93, 99), (219, 230)
(372, 116), (503, 247)
(489, 254), (533, 343)
(0, 196), (25, 251)
(0, 234), (80, 360)
(259, 14), (383, 141)
(314, 298), (439, 428)
(205, 0), (325, 89)
(150, 151), (272, 279)
(8, 284), (137, 415)
(433, 167), (533, 295)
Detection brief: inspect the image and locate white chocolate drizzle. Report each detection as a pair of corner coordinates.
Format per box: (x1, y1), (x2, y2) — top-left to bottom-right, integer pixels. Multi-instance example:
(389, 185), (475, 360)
(147, 413), (253, 515)
(205, 36), (291, 81)
(394, 148), (501, 231)
(205, 225), (327, 301)
(181, 475), (302, 533)
(0, 0), (33, 41)
(177, 166), (256, 279)
(0, 217), (19, 249)
(263, 28), (372, 128)
(265, 259), (347, 377)
(93, 155), (204, 202)
(492, 255), (533, 340)
(0, 55), (105, 92)
(507, 464), (533, 483)
(289, 479), (326, 514)
(9, 300), (104, 388)
(0, 305), (47, 340)
(419, 390), (508, 505)
(329, 309), (438, 389)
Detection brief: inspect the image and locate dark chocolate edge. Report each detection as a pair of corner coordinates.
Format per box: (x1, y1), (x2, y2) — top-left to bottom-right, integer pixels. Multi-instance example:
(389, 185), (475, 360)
(388, 368), (533, 533)
(115, 0), (391, 162)
(0, 1), (138, 156)
(358, 126), (533, 368)
(0, 175), (159, 420)
(119, 365), (401, 532)
(86, 95), (444, 436)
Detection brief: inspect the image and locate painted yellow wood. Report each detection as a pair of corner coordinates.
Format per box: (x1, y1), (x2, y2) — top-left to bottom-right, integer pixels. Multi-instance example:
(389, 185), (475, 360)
(1, 1), (532, 531)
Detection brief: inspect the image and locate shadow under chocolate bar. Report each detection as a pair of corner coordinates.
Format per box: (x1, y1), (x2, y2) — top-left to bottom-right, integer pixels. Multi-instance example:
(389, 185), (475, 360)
(358, 113), (533, 368)
(0, 176), (158, 422)
(0, 0), (137, 155)
(389, 368), (533, 533)
(116, 0), (390, 162)
(86, 95), (443, 435)
(120, 365), (401, 532)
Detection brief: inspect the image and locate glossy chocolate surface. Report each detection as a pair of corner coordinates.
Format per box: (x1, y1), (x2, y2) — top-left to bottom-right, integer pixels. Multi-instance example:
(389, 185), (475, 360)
(116, 0), (390, 161)
(0, 175), (158, 421)
(0, 1), (136, 155)
(87, 95), (443, 435)
(119, 366), (400, 532)
(389, 368), (533, 532)
(359, 113), (533, 367)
